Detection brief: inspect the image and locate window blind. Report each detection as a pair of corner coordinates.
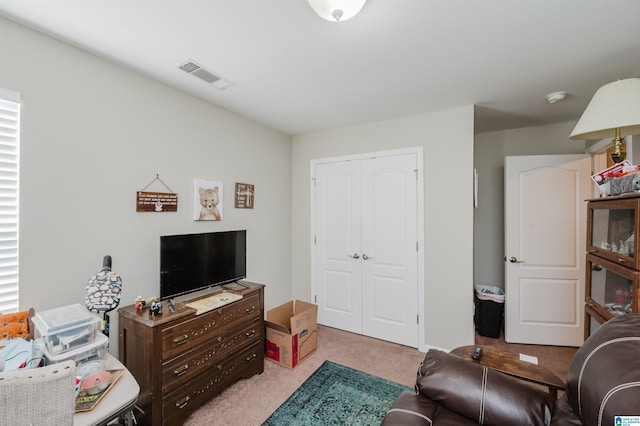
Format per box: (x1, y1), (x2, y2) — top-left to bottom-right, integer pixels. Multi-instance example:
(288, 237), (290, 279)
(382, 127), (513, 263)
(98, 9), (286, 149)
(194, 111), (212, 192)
(0, 90), (20, 314)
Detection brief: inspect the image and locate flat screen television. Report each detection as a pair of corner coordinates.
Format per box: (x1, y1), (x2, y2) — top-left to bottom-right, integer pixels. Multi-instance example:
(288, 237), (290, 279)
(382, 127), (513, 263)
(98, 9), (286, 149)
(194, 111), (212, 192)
(160, 230), (246, 301)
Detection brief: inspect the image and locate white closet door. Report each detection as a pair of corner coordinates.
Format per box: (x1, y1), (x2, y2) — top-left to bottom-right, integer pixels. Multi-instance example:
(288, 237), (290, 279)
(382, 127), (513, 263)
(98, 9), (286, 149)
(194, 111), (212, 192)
(314, 152), (418, 347)
(361, 154), (418, 346)
(314, 160), (363, 333)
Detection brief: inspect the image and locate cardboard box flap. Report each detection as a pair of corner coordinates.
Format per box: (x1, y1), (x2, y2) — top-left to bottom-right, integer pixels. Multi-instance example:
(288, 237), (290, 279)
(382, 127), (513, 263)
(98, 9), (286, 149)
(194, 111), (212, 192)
(266, 300), (295, 333)
(290, 300), (318, 333)
(264, 320), (290, 334)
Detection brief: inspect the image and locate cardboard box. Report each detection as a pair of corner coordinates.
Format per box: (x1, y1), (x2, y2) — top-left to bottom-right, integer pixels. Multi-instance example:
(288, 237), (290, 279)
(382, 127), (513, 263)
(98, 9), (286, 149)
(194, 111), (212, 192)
(265, 300), (318, 368)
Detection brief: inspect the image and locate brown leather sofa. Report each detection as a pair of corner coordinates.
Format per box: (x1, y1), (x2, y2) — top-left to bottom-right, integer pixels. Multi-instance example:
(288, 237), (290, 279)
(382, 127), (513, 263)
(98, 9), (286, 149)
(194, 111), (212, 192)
(382, 314), (640, 425)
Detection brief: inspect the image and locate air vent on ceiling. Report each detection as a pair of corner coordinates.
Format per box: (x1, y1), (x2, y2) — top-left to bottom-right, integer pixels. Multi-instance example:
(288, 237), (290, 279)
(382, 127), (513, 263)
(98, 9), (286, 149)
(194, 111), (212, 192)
(179, 60), (235, 90)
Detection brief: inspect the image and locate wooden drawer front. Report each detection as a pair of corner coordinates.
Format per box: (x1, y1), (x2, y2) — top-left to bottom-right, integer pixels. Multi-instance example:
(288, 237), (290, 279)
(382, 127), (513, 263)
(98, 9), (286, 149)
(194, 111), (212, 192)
(162, 341), (264, 423)
(161, 293), (261, 358)
(161, 317), (263, 394)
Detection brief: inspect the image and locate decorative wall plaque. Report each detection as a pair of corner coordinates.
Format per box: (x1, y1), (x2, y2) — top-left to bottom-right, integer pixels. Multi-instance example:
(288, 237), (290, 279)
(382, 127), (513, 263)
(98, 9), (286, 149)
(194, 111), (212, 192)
(136, 174), (178, 212)
(235, 182), (255, 209)
(136, 191), (178, 212)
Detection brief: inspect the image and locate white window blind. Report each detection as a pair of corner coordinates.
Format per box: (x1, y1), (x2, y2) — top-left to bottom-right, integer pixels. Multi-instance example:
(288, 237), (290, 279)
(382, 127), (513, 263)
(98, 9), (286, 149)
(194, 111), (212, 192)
(0, 90), (20, 314)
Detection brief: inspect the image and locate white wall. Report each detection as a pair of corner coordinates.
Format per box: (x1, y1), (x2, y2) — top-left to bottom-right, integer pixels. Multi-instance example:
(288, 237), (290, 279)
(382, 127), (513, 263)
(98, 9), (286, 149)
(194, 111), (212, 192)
(0, 17), (292, 354)
(474, 121), (586, 289)
(292, 106), (475, 351)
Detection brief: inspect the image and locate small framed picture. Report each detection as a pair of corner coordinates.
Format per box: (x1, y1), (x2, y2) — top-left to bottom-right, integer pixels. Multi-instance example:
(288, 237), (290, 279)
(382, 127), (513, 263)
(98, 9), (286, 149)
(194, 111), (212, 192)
(235, 182), (255, 209)
(194, 179), (223, 221)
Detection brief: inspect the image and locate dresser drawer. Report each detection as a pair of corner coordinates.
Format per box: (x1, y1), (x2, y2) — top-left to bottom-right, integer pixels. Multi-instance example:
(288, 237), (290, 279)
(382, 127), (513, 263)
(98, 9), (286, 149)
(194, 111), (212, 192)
(161, 292), (261, 359)
(161, 316), (263, 394)
(162, 341), (264, 423)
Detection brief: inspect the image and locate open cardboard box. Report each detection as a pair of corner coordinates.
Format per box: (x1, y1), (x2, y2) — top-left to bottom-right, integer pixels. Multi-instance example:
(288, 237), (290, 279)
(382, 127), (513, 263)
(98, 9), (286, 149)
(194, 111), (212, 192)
(265, 300), (318, 369)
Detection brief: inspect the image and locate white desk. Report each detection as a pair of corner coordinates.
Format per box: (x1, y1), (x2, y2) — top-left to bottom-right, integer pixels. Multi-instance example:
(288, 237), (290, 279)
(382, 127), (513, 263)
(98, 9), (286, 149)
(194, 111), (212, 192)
(74, 353), (140, 426)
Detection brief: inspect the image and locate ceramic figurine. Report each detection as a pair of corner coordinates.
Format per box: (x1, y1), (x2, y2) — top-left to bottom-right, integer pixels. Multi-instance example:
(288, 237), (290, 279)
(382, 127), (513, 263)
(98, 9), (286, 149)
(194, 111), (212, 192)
(149, 297), (162, 317)
(134, 295), (147, 311)
(614, 287), (625, 304)
(619, 241), (629, 256)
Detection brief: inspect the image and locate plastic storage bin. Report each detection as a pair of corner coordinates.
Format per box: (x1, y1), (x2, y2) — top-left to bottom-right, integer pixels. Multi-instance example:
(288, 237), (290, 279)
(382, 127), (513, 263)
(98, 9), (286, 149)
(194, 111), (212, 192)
(43, 331), (109, 368)
(32, 303), (102, 355)
(474, 284), (505, 338)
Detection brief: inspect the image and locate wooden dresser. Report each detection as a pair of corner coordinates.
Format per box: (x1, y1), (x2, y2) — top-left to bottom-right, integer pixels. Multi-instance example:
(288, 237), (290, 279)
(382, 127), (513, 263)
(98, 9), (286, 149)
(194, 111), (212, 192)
(118, 281), (265, 425)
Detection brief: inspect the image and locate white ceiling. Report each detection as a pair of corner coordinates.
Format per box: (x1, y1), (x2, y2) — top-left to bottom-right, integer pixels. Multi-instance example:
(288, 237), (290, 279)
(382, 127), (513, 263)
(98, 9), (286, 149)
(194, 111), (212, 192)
(1, 0), (639, 136)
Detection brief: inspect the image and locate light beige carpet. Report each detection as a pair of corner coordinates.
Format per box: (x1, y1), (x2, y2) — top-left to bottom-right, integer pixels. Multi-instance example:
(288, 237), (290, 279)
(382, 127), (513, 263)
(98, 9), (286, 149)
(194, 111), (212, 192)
(184, 325), (576, 425)
(185, 325), (423, 426)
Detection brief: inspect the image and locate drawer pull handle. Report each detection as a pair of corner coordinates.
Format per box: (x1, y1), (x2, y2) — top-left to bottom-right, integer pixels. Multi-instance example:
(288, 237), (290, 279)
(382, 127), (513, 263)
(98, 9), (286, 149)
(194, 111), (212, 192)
(246, 306), (256, 314)
(174, 364), (189, 376)
(245, 330), (256, 338)
(617, 258), (626, 263)
(246, 353), (257, 362)
(174, 334), (189, 345)
(176, 396), (190, 409)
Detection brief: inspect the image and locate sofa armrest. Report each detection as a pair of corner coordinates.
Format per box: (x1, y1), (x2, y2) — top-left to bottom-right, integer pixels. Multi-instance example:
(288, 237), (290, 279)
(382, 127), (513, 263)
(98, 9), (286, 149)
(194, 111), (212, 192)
(381, 391), (438, 425)
(416, 349), (553, 426)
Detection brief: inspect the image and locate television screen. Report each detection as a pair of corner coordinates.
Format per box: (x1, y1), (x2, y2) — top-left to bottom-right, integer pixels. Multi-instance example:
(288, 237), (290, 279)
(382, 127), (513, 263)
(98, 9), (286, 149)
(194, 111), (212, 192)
(160, 230), (246, 300)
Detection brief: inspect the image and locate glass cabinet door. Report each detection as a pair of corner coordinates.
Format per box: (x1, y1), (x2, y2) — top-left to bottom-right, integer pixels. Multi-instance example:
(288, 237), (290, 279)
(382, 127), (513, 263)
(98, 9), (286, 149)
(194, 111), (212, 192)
(586, 254), (638, 318)
(587, 197), (640, 270)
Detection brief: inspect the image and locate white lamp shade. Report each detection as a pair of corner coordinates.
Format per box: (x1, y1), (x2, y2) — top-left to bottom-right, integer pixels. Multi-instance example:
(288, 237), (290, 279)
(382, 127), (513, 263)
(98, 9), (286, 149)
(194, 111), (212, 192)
(308, 0), (367, 22)
(570, 78), (640, 140)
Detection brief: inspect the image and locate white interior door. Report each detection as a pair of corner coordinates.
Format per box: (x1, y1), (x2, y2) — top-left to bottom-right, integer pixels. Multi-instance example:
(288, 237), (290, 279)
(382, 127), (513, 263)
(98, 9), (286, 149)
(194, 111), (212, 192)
(313, 152), (419, 347)
(505, 155), (590, 346)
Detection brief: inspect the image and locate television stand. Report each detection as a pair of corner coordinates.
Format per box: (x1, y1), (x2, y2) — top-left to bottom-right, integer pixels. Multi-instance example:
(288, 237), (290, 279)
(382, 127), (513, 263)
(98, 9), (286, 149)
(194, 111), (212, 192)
(118, 281), (265, 426)
(220, 281), (249, 291)
(235, 280), (249, 288)
(167, 298), (177, 313)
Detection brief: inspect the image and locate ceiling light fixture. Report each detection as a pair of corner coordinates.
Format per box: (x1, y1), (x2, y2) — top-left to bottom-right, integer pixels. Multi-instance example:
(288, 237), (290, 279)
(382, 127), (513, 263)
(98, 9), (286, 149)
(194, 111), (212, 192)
(570, 78), (640, 163)
(308, 0), (367, 22)
(546, 91), (567, 104)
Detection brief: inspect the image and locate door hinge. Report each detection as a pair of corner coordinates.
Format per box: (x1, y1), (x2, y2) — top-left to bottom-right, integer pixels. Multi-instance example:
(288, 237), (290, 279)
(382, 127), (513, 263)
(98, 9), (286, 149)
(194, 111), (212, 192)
(416, 314), (419, 324)
(416, 241), (418, 252)
(415, 169), (418, 180)
(315, 295), (317, 304)
(312, 177), (316, 186)
(314, 236), (317, 245)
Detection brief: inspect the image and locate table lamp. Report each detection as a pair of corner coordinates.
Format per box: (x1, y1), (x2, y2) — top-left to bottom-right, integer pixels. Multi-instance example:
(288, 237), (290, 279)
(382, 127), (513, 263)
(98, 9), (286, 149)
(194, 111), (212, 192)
(570, 78), (640, 163)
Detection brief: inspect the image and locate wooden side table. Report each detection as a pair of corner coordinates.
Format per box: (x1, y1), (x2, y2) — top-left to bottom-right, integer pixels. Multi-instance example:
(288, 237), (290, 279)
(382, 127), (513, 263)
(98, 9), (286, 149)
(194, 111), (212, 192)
(450, 345), (565, 399)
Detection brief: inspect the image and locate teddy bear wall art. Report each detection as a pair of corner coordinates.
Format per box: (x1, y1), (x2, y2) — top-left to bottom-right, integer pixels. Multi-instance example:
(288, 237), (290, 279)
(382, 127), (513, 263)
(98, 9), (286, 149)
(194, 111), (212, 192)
(194, 178), (223, 221)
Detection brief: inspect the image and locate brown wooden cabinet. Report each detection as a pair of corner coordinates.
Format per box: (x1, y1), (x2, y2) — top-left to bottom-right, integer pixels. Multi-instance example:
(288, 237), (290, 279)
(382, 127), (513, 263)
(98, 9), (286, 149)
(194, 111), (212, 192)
(585, 195), (640, 338)
(118, 282), (265, 425)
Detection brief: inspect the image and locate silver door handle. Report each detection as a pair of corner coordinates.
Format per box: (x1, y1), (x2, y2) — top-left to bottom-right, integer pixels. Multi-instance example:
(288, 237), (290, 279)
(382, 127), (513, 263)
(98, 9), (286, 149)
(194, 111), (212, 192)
(362, 254), (372, 260)
(349, 253), (360, 259)
(508, 256), (524, 263)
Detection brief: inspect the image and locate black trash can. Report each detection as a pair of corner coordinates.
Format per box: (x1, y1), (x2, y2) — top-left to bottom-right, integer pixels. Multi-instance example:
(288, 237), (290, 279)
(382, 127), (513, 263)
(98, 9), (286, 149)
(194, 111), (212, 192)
(474, 285), (504, 338)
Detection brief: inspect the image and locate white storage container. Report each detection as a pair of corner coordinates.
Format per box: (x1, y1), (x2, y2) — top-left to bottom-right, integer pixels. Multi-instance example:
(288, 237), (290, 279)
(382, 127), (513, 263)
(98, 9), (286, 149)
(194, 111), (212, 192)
(43, 331), (109, 367)
(32, 303), (102, 355)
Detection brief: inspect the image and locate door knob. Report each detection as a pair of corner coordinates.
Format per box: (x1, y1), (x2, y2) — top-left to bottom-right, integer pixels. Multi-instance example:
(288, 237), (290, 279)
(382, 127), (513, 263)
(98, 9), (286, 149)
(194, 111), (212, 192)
(508, 256), (524, 263)
(349, 253), (360, 259)
(362, 254), (372, 260)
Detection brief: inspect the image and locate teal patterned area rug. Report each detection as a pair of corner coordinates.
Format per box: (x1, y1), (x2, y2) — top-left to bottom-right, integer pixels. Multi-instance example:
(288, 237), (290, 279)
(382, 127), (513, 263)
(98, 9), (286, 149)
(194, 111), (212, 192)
(262, 361), (411, 425)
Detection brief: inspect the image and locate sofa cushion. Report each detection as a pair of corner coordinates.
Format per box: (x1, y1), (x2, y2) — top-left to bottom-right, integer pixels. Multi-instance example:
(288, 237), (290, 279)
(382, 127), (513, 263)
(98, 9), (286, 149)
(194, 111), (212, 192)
(565, 314), (640, 426)
(416, 349), (553, 426)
